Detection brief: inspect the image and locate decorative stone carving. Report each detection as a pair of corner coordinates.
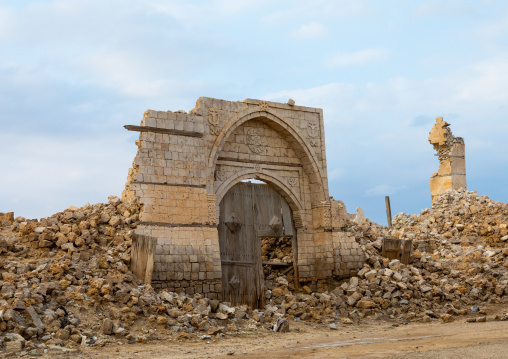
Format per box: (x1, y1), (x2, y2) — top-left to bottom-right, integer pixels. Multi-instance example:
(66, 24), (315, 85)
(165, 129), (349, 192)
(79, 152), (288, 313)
(247, 128), (264, 154)
(293, 211), (303, 229)
(312, 201), (332, 230)
(225, 213), (242, 233)
(207, 194), (217, 225)
(208, 106), (224, 135)
(254, 164), (261, 172)
(258, 101), (268, 111)
(215, 167), (227, 181)
(308, 122), (319, 147)
(287, 177), (297, 187)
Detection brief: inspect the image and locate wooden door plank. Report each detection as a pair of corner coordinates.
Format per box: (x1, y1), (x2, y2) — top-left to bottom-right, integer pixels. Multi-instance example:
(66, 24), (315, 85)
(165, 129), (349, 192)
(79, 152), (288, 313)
(218, 181), (296, 309)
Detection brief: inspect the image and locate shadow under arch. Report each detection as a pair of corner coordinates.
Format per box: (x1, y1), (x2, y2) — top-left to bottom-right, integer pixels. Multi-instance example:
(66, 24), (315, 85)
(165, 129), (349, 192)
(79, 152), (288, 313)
(208, 110), (328, 202)
(215, 170), (303, 215)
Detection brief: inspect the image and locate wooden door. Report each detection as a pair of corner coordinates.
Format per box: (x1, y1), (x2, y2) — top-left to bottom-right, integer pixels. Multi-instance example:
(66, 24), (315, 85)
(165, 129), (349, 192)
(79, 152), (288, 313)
(218, 182), (295, 308)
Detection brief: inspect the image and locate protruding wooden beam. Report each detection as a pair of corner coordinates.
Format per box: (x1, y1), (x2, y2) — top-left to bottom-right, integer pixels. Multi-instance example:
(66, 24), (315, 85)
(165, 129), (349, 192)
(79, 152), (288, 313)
(124, 125), (203, 138)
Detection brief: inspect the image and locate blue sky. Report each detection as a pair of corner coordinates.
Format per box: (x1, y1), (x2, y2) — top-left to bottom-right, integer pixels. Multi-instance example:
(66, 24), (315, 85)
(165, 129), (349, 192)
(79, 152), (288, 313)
(1, 0), (507, 224)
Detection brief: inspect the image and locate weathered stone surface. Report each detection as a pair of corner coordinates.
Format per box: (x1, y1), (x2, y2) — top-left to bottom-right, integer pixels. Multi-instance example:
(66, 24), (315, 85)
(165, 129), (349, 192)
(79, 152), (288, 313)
(101, 318), (114, 335)
(428, 117), (466, 201)
(26, 306), (45, 330)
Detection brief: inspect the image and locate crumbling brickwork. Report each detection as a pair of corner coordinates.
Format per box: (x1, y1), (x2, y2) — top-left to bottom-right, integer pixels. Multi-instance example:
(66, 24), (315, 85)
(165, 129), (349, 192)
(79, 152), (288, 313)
(428, 117), (466, 201)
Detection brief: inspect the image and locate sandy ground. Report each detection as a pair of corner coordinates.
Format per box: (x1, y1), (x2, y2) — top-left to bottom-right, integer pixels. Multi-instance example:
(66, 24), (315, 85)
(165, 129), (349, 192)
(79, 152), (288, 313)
(38, 303), (508, 359)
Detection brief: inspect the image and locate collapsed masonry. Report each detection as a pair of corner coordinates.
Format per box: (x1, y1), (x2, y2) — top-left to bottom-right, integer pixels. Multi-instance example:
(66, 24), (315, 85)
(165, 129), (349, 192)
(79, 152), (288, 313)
(123, 97), (365, 302)
(428, 117), (466, 202)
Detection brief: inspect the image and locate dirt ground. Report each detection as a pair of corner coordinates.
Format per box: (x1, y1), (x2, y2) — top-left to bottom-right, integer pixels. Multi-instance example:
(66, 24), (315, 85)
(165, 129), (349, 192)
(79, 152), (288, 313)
(34, 302), (508, 359)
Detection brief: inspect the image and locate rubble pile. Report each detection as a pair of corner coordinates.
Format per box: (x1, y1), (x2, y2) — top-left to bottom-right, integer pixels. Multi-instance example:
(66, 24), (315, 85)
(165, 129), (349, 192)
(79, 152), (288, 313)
(0, 189), (507, 355)
(12, 195), (140, 254)
(261, 237), (295, 284)
(394, 189), (508, 246)
(336, 188), (508, 323)
(0, 196), (153, 352)
(261, 237), (293, 264)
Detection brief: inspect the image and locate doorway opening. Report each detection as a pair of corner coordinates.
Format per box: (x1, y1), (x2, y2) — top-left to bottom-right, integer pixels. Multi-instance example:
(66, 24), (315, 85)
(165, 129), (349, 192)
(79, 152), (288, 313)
(218, 180), (298, 308)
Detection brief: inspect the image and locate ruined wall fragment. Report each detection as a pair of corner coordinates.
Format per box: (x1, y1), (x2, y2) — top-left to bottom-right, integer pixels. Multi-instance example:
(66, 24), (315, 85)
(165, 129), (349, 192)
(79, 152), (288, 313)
(428, 117), (466, 202)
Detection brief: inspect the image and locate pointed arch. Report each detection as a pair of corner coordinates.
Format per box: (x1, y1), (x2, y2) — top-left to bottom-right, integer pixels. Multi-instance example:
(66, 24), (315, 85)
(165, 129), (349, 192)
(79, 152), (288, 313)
(208, 109), (327, 202)
(215, 169), (303, 214)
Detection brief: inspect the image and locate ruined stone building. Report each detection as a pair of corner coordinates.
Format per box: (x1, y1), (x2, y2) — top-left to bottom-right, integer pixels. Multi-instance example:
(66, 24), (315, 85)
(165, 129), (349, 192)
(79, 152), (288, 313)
(123, 97), (365, 307)
(428, 117), (466, 202)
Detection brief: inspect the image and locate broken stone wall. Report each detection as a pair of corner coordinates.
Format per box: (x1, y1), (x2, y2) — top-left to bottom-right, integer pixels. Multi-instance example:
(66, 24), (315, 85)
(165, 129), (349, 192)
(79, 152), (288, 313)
(123, 97), (353, 297)
(330, 199), (366, 276)
(428, 117), (466, 201)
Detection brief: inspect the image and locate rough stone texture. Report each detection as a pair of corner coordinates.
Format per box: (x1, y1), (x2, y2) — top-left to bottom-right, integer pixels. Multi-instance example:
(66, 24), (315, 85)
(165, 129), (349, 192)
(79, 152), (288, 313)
(428, 117), (466, 202)
(123, 97), (358, 293)
(1, 187), (507, 353)
(0, 212), (14, 226)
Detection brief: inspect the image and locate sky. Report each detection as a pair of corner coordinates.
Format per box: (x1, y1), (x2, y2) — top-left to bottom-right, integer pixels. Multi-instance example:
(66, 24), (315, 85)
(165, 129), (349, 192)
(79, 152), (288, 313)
(1, 0), (508, 225)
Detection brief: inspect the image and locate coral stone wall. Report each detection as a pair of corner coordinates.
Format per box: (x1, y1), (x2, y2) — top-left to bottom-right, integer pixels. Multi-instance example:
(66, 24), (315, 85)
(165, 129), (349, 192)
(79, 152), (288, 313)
(124, 97), (361, 296)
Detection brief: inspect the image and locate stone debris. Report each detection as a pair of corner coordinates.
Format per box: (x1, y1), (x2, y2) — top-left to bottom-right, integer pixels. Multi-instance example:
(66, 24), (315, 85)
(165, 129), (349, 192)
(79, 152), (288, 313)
(0, 188), (507, 354)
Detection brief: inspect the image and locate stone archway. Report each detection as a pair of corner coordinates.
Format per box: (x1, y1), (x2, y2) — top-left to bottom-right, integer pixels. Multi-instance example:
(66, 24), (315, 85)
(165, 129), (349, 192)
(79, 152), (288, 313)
(207, 111), (329, 205)
(215, 171), (303, 216)
(124, 97), (348, 300)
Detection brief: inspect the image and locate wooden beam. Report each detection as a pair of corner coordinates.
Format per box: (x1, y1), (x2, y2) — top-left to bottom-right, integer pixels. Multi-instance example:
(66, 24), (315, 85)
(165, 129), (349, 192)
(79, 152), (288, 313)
(124, 125), (203, 138)
(133, 181), (206, 189)
(262, 261), (291, 267)
(385, 196), (392, 228)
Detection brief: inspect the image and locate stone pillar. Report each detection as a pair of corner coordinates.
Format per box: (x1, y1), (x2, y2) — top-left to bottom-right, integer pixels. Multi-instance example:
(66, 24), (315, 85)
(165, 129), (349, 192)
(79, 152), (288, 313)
(428, 117), (466, 202)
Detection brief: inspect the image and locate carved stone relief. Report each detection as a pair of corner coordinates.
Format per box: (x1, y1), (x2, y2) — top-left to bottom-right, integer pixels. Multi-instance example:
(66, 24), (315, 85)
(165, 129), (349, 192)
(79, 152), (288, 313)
(208, 106), (226, 135)
(293, 211), (303, 229)
(207, 194), (217, 225)
(215, 167), (227, 181)
(247, 128), (264, 154)
(258, 101), (268, 111)
(287, 177), (297, 187)
(323, 206), (332, 230)
(307, 122), (319, 147)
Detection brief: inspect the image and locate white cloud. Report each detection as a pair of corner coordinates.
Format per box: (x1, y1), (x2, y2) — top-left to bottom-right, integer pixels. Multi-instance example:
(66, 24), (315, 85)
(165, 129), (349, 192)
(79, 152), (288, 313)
(149, 0), (271, 26)
(478, 13), (508, 46)
(414, 1), (473, 17)
(263, 82), (356, 108)
(0, 6), (13, 38)
(450, 58), (508, 103)
(263, 82), (357, 126)
(261, 0), (368, 24)
(290, 22), (328, 39)
(327, 49), (389, 67)
(0, 131), (136, 219)
(77, 50), (168, 98)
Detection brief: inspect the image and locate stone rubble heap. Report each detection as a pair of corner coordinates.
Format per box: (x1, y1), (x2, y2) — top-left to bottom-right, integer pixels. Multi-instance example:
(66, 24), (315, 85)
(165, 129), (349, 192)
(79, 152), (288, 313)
(0, 189), (507, 355)
(338, 188), (508, 322)
(392, 188), (508, 246)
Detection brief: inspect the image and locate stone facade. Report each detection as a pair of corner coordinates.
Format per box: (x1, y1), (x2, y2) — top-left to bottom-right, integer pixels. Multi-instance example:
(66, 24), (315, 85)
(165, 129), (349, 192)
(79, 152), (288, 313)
(428, 117), (466, 202)
(123, 97), (364, 297)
